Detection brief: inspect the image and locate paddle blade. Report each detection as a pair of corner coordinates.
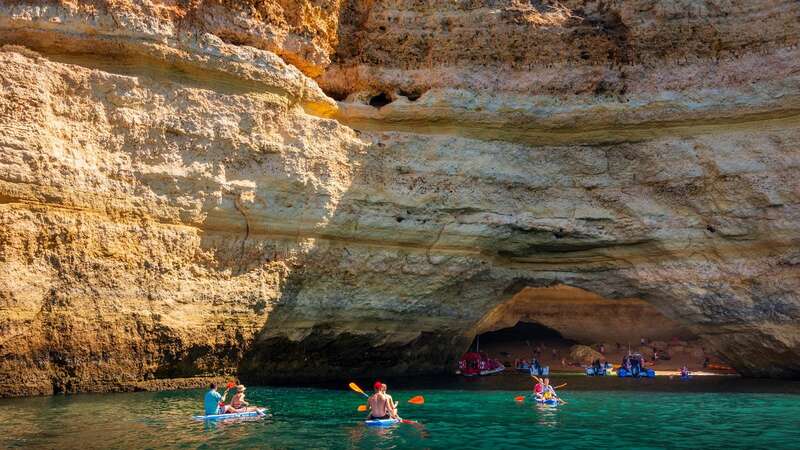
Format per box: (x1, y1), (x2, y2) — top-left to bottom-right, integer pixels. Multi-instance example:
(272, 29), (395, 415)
(349, 382), (367, 397)
(554, 383), (567, 390)
(357, 405), (367, 412)
(226, 380), (236, 389)
(408, 395), (424, 405)
(514, 396), (525, 402)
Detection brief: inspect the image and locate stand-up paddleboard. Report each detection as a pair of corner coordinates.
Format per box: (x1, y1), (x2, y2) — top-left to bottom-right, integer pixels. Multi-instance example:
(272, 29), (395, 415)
(364, 418), (401, 427)
(193, 408), (267, 421)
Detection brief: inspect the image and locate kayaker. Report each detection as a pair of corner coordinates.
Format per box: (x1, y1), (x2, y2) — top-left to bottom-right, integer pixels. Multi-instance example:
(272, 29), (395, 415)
(533, 378), (544, 398)
(367, 381), (392, 420)
(380, 383), (400, 419)
(542, 378), (555, 400)
(229, 385), (256, 412)
(203, 383), (230, 416)
(532, 376), (550, 399)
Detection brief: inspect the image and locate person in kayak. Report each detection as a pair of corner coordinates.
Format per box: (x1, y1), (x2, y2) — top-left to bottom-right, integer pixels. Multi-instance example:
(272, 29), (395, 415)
(532, 376), (565, 404)
(229, 385), (257, 412)
(533, 377), (544, 397)
(380, 383), (400, 420)
(203, 383), (231, 415)
(532, 376), (552, 399)
(367, 381), (392, 420)
(542, 380), (557, 400)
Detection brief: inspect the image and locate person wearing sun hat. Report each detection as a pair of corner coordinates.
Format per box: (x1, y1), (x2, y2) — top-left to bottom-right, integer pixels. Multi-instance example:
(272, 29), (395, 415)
(229, 384), (254, 412)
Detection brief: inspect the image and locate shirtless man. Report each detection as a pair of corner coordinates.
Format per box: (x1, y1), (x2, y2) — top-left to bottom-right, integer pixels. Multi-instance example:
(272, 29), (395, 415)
(367, 381), (391, 420)
(380, 383), (400, 419)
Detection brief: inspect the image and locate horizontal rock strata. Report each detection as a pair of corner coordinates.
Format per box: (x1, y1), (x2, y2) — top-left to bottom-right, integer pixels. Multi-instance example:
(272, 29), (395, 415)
(0, 0), (799, 395)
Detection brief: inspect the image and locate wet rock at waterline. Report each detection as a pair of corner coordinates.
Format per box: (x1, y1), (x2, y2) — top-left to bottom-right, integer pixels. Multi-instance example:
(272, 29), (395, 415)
(1, 1), (800, 396)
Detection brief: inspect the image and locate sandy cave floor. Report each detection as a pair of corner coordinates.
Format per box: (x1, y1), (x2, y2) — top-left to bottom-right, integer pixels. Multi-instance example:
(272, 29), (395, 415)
(475, 338), (736, 376)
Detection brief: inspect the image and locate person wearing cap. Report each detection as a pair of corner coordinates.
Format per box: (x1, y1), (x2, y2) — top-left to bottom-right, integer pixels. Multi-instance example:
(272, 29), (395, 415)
(366, 381), (391, 420)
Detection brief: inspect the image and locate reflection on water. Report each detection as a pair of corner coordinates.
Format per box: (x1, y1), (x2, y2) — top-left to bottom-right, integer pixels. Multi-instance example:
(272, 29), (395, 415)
(534, 403), (560, 428)
(1, 384), (799, 449)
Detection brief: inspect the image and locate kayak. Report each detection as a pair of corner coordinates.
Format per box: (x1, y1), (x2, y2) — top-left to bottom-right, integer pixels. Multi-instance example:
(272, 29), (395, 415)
(364, 418), (401, 427)
(536, 398), (559, 406)
(618, 368), (656, 378)
(193, 408), (267, 421)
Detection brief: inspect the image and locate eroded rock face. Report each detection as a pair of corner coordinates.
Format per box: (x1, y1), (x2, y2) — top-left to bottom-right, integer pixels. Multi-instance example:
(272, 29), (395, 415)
(1, 1), (799, 395)
(474, 285), (695, 344)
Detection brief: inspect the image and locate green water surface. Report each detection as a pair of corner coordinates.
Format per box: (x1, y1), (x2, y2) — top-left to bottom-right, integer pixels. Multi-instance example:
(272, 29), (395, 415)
(2, 384), (799, 449)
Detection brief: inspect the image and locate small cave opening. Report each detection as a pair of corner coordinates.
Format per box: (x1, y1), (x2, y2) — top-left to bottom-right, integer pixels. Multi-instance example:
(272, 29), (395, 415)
(398, 89), (424, 102)
(467, 321), (576, 359)
(368, 92), (393, 108)
(325, 90), (349, 102)
(464, 285), (730, 375)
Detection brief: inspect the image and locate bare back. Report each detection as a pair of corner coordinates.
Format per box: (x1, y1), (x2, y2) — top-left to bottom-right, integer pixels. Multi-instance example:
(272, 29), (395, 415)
(368, 393), (389, 417)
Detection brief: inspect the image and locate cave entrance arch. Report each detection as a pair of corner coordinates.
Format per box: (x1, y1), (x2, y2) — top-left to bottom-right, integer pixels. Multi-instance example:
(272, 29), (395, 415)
(466, 284), (705, 370)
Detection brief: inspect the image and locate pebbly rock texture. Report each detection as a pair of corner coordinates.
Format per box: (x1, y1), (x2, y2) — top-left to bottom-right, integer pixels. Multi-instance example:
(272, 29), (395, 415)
(1, 1), (799, 396)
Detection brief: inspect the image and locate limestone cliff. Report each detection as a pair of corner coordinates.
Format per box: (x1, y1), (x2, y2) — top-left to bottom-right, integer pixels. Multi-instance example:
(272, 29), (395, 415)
(1, 0), (799, 396)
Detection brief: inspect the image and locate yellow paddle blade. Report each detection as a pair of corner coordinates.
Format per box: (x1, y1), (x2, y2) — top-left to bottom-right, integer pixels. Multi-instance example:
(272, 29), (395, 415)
(514, 396), (525, 402)
(349, 382), (367, 396)
(408, 395), (424, 405)
(357, 405), (367, 412)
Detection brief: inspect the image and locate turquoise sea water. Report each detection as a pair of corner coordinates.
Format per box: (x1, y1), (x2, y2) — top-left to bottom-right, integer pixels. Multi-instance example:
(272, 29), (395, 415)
(2, 381), (800, 449)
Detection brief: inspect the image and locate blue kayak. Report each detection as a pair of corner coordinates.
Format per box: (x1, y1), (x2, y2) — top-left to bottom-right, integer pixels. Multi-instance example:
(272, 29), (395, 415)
(364, 418), (401, 427)
(536, 398), (559, 406)
(618, 368), (656, 378)
(193, 408), (267, 421)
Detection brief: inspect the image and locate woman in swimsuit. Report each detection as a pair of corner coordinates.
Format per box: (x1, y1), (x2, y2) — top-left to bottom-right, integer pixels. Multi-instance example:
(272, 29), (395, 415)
(229, 385), (256, 412)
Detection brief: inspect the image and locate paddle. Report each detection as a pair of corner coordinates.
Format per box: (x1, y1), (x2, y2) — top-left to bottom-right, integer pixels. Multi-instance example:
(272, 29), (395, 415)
(350, 382), (371, 412)
(359, 396), (424, 411)
(408, 395), (425, 405)
(349, 382), (370, 398)
(218, 380), (236, 409)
